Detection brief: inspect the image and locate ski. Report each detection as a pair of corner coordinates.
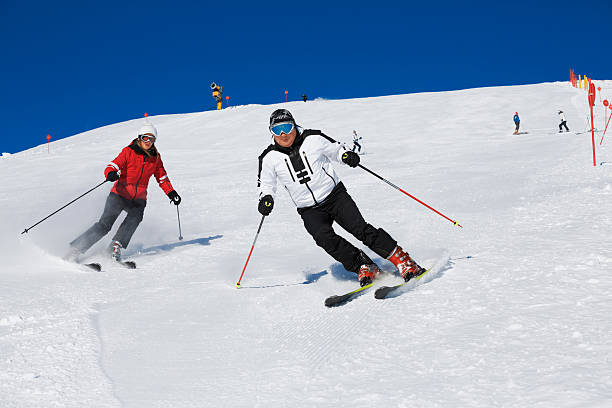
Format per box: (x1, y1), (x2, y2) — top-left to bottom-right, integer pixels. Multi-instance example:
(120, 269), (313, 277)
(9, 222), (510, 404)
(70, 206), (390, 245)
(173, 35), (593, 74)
(82, 262), (102, 272)
(374, 267), (432, 299)
(115, 260), (136, 269)
(324, 282), (374, 307)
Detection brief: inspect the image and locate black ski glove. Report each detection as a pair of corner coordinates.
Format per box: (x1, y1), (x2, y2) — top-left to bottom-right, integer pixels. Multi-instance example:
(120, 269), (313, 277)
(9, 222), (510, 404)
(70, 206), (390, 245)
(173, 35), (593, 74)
(342, 151), (360, 168)
(258, 195), (274, 216)
(106, 171), (119, 182)
(168, 190), (181, 205)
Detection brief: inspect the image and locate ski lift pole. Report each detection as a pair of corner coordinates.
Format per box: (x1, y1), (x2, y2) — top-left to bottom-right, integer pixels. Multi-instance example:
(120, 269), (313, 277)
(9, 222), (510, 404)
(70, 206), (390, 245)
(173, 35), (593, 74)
(235, 215), (266, 288)
(21, 180), (108, 234)
(357, 164), (463, 228)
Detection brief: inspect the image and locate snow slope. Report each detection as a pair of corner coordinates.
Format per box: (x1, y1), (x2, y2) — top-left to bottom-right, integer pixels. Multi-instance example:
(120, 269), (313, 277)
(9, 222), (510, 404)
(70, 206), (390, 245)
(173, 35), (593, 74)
(1, 82), (612, 407)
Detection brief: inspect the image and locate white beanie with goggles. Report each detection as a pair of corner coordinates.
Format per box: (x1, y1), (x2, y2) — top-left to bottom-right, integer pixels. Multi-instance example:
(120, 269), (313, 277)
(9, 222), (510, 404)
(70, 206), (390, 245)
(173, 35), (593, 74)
(138, 123), (158, 139)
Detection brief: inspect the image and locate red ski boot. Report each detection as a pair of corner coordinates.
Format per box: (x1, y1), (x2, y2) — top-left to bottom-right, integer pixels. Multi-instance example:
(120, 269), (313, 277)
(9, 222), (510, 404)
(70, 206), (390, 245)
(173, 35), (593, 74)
(387, 246), (426, 282)
(110, 240), (122, 261)
(357, 263), (381, 287)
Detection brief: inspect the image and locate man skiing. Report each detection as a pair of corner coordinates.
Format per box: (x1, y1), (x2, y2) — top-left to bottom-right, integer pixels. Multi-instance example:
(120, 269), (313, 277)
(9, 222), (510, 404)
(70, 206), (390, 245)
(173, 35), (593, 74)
(257, 109), (425, 287)
(558, 110), (570, 132)
(351, 130), (363, 153)
(67, 123), (181, 262)
(513, 112), (520, 135)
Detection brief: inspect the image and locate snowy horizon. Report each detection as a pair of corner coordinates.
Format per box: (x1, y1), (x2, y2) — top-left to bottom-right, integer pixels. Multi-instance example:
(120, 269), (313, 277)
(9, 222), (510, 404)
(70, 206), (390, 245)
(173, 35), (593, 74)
(1, 81), (612, 407)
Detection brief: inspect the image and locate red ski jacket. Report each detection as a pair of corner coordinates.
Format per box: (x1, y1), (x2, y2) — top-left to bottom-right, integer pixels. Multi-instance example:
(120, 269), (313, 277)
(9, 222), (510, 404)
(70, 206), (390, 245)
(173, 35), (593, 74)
(104, 139), (174, 201)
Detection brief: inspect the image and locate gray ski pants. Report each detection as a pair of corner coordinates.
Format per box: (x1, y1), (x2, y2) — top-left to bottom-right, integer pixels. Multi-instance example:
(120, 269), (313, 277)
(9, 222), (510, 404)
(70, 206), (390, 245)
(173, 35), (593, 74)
(70, 192), (146, 253)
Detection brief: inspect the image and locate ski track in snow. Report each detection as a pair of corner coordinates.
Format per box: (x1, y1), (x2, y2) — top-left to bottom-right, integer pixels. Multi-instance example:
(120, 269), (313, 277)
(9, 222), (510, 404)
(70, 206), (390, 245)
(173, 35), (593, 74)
(2, 82), (612, 407)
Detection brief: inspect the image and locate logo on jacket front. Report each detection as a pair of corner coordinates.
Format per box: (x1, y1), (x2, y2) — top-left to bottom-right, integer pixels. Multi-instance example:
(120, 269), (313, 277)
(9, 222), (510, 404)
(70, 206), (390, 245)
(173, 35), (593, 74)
(289, 150), (311, 184)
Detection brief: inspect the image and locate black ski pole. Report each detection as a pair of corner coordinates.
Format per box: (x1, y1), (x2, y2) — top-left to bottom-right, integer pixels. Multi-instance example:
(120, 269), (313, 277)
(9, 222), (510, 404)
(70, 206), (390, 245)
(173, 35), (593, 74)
(176, 205), (183, 241)
(21, 180), (108, 234)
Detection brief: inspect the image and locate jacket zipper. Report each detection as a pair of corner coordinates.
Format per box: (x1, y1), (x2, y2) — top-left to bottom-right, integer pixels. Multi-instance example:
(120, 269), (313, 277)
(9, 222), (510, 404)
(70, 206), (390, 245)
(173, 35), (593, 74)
(132, 156), (146, 200)
(322, 167), (336, 186)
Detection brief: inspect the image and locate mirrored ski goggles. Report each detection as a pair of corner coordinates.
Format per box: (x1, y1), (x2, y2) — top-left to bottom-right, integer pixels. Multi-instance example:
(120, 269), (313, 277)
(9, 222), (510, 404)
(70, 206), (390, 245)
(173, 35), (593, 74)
(269, 122), (294, 136)
(139, 134), (156, 143)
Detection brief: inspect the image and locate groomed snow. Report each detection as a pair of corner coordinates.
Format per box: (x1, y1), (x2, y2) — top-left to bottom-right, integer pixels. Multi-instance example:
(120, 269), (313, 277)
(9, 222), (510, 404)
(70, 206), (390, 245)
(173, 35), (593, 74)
(1, 82), (612, 407)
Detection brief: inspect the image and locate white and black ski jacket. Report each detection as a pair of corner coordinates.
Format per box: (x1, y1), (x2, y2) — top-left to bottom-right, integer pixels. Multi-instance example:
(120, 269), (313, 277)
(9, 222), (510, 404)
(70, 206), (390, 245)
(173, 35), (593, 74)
(258, 129), (347, 209)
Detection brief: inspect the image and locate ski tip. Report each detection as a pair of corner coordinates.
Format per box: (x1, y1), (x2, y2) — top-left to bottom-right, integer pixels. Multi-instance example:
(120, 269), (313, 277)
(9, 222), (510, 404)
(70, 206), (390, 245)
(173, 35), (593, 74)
(324, 297), (338, 307)
(84, 263), (102, 272)
(374, 286), (394, 299)
(325, 295), (346, 307)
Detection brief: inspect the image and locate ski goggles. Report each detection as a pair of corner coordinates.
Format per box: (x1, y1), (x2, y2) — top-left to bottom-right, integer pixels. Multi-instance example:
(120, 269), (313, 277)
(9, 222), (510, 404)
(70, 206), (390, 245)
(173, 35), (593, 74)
(269, 122), (294, 136)
(139, 134), (156, 143)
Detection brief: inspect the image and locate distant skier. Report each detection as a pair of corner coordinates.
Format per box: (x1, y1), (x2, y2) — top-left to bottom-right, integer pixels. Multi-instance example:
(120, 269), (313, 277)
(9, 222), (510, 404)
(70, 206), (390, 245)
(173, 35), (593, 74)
(66, 123), (181, 262)
(558, 110), (569, 132)
(351, 130), (363, 153)
(257, 109), (426, 287)
(302, 94), (308, 102)
(513, 112), (520, 135)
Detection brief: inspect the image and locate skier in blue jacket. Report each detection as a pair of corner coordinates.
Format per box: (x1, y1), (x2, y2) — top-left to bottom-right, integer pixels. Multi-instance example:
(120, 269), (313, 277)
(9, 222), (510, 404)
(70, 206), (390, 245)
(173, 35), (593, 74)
(513, 112), (520, 135)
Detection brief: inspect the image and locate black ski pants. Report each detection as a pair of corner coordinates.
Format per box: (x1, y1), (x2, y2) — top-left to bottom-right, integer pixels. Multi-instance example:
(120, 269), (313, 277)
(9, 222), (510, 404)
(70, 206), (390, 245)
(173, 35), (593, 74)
(298, 184), (396, 273)
(559, 121), (569, 131)
(70, 192), (146, 253)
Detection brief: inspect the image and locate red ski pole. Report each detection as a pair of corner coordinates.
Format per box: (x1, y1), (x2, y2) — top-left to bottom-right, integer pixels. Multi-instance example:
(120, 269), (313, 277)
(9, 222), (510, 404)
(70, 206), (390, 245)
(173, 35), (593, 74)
(358, 164), (463, 228)
(235, 215), (266, 288)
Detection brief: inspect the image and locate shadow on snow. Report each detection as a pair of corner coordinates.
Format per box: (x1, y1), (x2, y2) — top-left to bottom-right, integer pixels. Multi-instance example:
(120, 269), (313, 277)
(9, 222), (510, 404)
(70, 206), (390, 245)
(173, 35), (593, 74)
(238, 270), (328, 289)
(129, 235), (223, 257)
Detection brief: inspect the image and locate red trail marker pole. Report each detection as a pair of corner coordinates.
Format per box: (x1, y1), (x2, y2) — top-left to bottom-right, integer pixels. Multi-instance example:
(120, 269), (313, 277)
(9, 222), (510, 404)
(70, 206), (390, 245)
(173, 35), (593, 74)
(46, 134), (51, 153)
(601, 104), (612, 145)
(588, 82), (596, 166)
(598, 87), (603, 129)
(284, 90), (288, 102)
(600, 100), (610, 145)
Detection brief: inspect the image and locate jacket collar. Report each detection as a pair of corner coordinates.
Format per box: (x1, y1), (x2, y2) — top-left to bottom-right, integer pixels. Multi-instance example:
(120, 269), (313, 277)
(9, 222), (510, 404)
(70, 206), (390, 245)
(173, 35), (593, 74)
(129, 139), (158, 157)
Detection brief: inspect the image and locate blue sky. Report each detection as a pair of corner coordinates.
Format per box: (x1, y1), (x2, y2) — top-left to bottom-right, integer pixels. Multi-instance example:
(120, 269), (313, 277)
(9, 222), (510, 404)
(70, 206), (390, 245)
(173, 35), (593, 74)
(1, 0), (610, 154)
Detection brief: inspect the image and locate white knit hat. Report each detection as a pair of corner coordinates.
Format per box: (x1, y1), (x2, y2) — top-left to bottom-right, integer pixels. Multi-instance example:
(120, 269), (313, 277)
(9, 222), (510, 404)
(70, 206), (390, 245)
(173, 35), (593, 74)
(138, 123), (158, 139)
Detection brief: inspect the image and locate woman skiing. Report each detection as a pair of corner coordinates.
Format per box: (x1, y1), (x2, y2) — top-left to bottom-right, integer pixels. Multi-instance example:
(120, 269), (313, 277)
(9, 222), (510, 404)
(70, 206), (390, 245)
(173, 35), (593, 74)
(67, 123), (181, 262)
(257, 109), (425, 287)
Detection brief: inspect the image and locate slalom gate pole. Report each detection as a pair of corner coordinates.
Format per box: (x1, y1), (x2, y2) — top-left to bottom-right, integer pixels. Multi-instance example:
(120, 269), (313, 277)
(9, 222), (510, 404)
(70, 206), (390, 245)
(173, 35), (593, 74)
(21, 180), (108, 234)
(235, 215), (266, 288)
(176, 205), (183, 241)
(600, 109), (612, 145)
(357, 164), (463, 228)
